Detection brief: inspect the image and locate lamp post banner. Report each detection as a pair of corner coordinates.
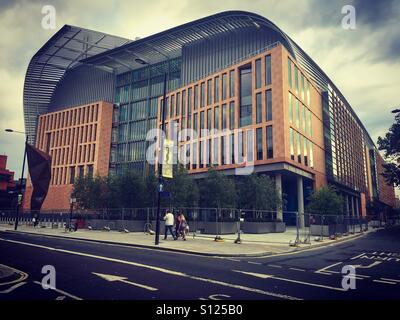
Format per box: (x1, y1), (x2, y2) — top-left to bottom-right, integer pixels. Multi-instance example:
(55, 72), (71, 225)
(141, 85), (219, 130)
(162, 139), (173, 179)
(26, 142), (52, 211)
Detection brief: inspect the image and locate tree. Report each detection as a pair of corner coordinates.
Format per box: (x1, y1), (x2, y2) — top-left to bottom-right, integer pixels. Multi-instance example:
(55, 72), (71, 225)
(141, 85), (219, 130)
(164, 164), (199, 208)
(236, 174), (282, 211)
(377, 111), (400, 187)
(306, 185), (344, 216)
(198, 168), (236, 208)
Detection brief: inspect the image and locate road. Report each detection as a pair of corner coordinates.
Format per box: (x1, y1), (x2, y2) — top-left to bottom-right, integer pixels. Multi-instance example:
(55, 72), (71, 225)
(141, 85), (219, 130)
(0, 227), (400, 301)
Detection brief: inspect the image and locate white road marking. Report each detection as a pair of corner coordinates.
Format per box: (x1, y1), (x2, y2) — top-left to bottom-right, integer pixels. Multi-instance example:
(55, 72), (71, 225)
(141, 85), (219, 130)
(289, 267), (306, 272)
(1, 237), (301, 300)
(0, 282), (27, 294)
(353, 261), (382, 269)
(247, 262), (262, 265)
(380, 278), (400, 283)
(33, 281), (83, 300)
(350, 252), (366, 260)
(315, 262), (343, 275)
(92, 272), (158, 291)
(268, 264), (282, 268)
(226, 258), (241, 262)
(0, 263), (29, 286)
(373, 279), (396, 285)
(233, 270), (347, 292)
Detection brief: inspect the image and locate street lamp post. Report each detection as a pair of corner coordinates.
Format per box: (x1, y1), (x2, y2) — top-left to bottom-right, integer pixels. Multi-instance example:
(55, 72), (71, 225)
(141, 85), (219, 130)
(5, 129), (28, 231)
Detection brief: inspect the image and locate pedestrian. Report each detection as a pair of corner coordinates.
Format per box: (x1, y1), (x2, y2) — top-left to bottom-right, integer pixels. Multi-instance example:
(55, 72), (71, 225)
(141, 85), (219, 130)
(34, 216), (39, 228)
(163, 210), (177, 240)
(32, 216), (36, 228)
(179, 212), (188, 241)
(175, 211), (182, 239)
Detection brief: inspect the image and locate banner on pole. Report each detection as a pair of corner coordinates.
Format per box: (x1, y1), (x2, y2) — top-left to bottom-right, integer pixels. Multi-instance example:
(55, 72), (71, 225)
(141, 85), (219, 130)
(162, 139), (173, 179)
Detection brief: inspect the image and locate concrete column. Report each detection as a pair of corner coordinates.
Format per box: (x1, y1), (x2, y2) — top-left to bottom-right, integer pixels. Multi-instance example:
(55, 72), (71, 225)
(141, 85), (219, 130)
(275, 173), (283, 221)
(297, 176), (305, 228)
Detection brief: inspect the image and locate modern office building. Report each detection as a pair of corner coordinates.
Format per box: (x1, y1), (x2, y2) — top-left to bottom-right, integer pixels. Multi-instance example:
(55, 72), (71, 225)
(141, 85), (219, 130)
(0, 155), (16, 208)
(22, 11), (395, 217)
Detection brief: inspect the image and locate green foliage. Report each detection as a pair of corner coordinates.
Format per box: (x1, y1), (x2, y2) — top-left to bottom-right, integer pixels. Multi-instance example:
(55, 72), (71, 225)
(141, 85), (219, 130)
(236, 174), (282, 211)
(306, 185), (344, 215)
(198, 167), (236, 208)
(377, 112), (400, 187)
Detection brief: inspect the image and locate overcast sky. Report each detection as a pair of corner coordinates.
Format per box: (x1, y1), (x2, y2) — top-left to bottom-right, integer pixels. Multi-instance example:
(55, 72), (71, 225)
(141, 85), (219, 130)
(0, 0), (399, 182)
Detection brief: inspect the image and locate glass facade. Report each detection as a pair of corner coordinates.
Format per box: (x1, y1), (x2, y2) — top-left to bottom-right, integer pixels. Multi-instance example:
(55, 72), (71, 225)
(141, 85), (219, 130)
(229, 70), (235, 98)
(256, 127), (263, 160)
(265, 55), (271, 85)
(239, 66), (252, 127)
(267, 126), (273, 158)
(229, 101), (235, 130)
(222, 73), (227, 100)
(255, 59), (261, 89)
(266, 90), (272, 121)
(256, 93), (262, 124)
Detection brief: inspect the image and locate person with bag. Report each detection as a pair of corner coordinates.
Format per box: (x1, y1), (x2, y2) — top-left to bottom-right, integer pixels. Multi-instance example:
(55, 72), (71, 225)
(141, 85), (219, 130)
(163, 210), (177, 240)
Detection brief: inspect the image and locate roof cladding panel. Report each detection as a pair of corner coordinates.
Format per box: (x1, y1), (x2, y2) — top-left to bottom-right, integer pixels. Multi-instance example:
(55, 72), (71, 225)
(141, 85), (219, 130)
(23, 25), (130, 144)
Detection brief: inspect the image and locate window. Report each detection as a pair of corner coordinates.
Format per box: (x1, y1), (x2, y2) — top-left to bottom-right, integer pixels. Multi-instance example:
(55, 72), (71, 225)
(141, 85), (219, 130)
(213, 137), (219, 165)
(170, 95), (175, 119)
(307, 80), (311, 106)
(214, 76), (219, 102)
(69, 167), (75, 184)
(302, 105), (306, 132)
(207, 109), (212, 133)
(295, 99), (300, 128)
(256, 127), (263, 160)
(265, 54), (272, 85)
(256, 93), (262, 124)
(188, 88), (192, 113)
(222, 73), (227, 100)
(214, 106), (220, 130)
(192, 142), (198, 169)
(301, 73), (305, 101)
(193, 113), (198, 134)
(308, 110), (312, 136)
(229, 101), (235, 130)
(294, 65), (299, 94)
(255, 59), (261, 89)
(288, 93), (293, 124)
(246, 129), (254, 162)
(229, 70), (235, 98)
(200, 111), (204, 137)
(290, 128), (295, 160)
(199, 140), (204, 168)
(309, 141), (314, 168)
(266, 90), (272, 121)
(221, 135), (226, 165)
(267, 126), (273, 158)
(230, 133), (235, 164)
(88, 165), (94, 179)
(207, 139), (212, 167)
(222, 104), (227, 130)
(207, 79), (212, 105)
(239, 66), (252, 127)
(303, 137), (308, 166)
(194, 85), (198, 110)
(182, 90), (186, 116)
(200, 82), (205, 108)
(176, 92), (181, 116)
(79, 165), (84, 178)
(297, 132), (301, 163)
(288, 58), (292, 88)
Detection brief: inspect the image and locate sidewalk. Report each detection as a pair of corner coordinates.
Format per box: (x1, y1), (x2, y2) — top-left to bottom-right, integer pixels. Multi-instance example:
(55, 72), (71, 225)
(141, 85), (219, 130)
(0, 224), (369, 257)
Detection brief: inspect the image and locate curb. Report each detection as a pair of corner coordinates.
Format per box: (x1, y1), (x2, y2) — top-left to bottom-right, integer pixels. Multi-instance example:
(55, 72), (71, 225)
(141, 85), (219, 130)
(2, 228), (368, 258)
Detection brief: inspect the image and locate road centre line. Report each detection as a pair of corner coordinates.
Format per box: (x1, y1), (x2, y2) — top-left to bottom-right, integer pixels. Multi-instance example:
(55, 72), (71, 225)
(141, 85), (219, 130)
(380, 277), (400, 283)
(373, 279), (397, 285)
(268, 264), (282, 268)
(289, 268), (306, 272)
(0, 237), (301, 300)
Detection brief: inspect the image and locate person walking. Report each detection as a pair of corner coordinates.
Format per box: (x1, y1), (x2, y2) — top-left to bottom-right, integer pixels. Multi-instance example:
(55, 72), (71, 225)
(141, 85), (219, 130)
(163, 210), (177, 240)
(179, 212), (188, 241)
(175, 211), (182, 239)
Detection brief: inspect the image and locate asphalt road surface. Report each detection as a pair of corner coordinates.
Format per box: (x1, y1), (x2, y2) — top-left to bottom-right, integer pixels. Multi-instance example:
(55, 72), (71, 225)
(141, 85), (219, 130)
(0, 226), (399, 301)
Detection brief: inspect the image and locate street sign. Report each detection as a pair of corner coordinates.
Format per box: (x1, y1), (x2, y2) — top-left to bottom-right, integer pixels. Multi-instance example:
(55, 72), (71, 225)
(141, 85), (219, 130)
(162, 139), (173, 179)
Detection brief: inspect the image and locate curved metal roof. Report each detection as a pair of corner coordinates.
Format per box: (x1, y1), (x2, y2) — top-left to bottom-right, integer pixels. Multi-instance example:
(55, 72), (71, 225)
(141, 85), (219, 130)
(23, 25), (130, 144)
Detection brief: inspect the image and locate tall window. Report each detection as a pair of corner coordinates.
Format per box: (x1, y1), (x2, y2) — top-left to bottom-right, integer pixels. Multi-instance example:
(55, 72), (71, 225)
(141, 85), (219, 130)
(288, 58), (292, 88)
(301, 73), (305, 101)
(303, 137), (308, 166)
(207, 109), (212, 133)
(200, 111), (204, 137)
(222, 104), (227, 130)
(214, 106), (220, 130)
(256, 93), (262, 124)
(230, 133), (235, 164)
(221, 136), (226, 165)
(213, 137), (219, 165)
(288, 93), (293, 124)
(222, 73), (227, 100)
(295, 99), (300, 128)
(88, 165), (94, 179)
(307, 80), (311, 106)
(69, 167), (75, 184)
(255, 59), (261, 89)
(214, 76), (219, 103)
(229, 70), (235, 98)
(290, 128), (294, 160)
(182, 90), (186, 116)
(207, 79), (212, 105)
(296, 132), (301, 163)
(229, 101), (235, 130)
(194, 85), (198, 110)
(239, 66), (252, 127)
(200, 82), (205, 108)
(199, 140), (204, 168)
(302, 105), (306, 132)
(192, 142), (198, 169)
(267, 126), (273, 158)
(309, 141), (314, 168)
(193, 113), (198, 134)
(308, 110), (312, 137)
(266, 90), (272, 121)
(294, 65), (299, 94)
(256, 127), (263, 160)
(188, 88), (192, 113)
(176, 92), (181, 116)
(170, 95), (175, 118)
(265, 54), (272, 85)
(207, 139), (212, 167)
